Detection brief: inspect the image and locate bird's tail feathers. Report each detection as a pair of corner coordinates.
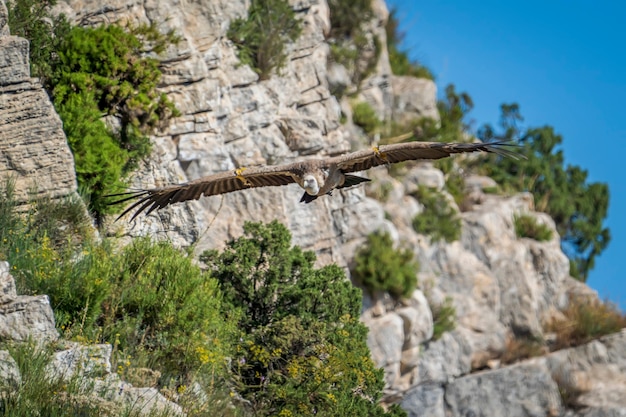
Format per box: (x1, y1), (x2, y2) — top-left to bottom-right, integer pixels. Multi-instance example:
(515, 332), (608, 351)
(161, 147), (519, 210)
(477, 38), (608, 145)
(339, 174), (371, 189)
(300, 192), (318, 204)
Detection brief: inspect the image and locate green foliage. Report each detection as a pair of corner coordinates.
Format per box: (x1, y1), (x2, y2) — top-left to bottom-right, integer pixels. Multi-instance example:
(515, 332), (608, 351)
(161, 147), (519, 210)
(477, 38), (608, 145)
(97, 238), (233, 384)
(0, 183), (232, 392)
(227, 0), (302, 80)
(51, 24), (179, 132)
(438, 84), (474, 140)
(0, 180), (95, 298)
(1, 341), (183, 416)
(327, 0), (374, 40)
(476, 103), (610, 280)
(352, 101), (382, 134)
(8, 3), (179, 221)
(352, 232), (418, 299)
(201, 221), (404, 417)
(386, 8), (434, 79)
(412, 187), (461, 243)
(1, 181), (405, 416)
(431, 297), (456, 340)
(443, 170), (466, 207)
(49, 24), (178, 220)
(6, 0), (71, 83)
(514, 214), (553, 242)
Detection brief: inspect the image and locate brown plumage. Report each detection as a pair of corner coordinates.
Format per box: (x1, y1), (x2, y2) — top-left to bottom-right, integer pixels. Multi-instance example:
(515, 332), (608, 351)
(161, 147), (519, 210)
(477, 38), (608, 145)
(108, 140), (522, 221)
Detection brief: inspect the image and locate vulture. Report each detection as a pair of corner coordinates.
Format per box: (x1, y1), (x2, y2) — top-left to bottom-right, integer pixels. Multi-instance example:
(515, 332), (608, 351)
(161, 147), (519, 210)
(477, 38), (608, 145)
(108, 140), (521, 221)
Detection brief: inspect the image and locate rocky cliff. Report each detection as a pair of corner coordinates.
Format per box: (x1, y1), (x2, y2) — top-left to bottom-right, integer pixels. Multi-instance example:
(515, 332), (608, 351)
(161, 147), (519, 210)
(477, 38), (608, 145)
(0, 0), (76, 203)
(1, 0), (624, 415)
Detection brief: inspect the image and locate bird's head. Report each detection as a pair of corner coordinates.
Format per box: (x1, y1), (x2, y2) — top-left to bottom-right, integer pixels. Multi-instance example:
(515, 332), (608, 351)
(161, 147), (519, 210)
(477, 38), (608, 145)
(302, 174), (320, 195)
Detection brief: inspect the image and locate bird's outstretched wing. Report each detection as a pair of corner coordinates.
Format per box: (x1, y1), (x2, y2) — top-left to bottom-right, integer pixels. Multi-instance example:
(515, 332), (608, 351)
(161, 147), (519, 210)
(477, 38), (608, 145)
(107, 163), (302, 221)
(330, 140), (523, 173)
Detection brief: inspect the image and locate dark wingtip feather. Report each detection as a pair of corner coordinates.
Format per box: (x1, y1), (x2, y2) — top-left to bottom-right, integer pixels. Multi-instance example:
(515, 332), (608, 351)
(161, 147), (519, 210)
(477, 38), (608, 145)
(105, 190), (153, 221)
(483, 140), (527, 160)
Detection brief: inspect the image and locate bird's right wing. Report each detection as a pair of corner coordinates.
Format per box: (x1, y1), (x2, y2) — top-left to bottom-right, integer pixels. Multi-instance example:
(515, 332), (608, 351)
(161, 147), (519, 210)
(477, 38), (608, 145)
(107, 163), (303, 221)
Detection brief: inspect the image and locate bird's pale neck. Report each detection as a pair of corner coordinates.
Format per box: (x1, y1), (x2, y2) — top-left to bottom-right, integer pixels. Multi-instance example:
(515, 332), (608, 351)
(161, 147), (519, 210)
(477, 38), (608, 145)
(303, 174), (320, 195)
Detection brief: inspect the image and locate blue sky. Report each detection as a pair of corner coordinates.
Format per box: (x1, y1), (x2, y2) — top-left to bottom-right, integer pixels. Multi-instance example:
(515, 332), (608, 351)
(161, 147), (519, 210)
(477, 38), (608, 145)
(386, 0), (625, 309)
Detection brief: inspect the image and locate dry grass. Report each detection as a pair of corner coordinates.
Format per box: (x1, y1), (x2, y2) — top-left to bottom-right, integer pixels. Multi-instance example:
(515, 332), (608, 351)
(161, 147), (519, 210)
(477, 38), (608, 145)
(500, 336), (548, 365)
(501, 296), (625, 364)
(545, 296), (626, 350)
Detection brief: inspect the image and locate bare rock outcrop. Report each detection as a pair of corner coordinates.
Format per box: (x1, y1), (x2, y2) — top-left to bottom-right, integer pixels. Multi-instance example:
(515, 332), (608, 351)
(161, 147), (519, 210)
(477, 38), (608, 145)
(436, 330), (626, 417)
(391, 75), (439, 125)
(0, 262), (58, 342)
(0, 0), (77, 203)
(50, 342), (183, 416)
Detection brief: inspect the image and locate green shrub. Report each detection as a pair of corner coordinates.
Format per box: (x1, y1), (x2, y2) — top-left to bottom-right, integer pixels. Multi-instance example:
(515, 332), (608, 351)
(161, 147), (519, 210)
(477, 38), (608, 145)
(352, 231), (418, 299)
(0, 181), (102, 313)
(327, 0), (373, 40)
(9, 3), (180, 221)
(431, 297), (456, 340)
(50, 24), (178, 220)
(96, 238), (234, 385)
(0, 182), (232, 390)
(444, 170), (465, 207)
(201, 221), (405, 417)
(352, 101), (381, 134)
(514, 214), (553, 241)
(412, 187), (461, 242)
(227, 0), (302, 80)
(1, 341), (185, 416)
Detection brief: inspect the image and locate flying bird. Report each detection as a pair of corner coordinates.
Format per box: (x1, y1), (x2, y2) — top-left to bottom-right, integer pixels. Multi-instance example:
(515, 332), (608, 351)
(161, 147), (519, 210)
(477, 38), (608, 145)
(108, 140), (521, 221)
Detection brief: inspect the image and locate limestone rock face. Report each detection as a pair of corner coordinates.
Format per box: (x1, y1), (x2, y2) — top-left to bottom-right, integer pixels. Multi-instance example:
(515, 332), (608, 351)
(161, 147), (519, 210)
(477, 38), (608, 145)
(391, 75), (440, 124)
(0, 262), (58, 343)
(445, 362), (563, 417)
(0, 350), (20, 387)
(55, 0), (395, 268)
(439, 331), (626, 417)
(0, 0), (78, 203)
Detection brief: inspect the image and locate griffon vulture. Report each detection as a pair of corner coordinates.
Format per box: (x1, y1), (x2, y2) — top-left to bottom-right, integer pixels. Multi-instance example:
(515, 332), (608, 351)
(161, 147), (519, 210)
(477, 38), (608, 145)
(108, 140), (520, 221)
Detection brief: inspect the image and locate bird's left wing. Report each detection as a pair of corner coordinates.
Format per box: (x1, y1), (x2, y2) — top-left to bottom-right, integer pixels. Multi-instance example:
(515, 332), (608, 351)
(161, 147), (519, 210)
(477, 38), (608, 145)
(107, 163), (302, 221)
(330, 140), (523, 173)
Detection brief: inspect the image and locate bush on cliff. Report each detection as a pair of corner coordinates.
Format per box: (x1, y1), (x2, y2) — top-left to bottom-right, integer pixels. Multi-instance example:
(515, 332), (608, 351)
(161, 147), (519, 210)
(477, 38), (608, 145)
(201, 221), (406, 417)
(352, 231), (418, 299)
(7, 1), (179, 222)
(228, 0), (302, 80)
